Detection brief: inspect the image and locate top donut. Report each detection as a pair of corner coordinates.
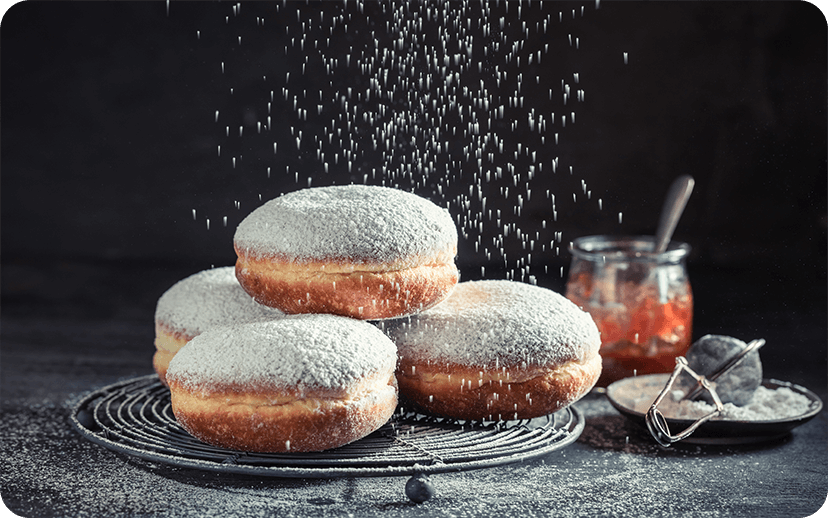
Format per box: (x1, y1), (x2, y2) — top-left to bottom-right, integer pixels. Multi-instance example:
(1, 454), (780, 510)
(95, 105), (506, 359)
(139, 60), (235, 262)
(233, 185), (460, 320)
(234, 184), (457, 266)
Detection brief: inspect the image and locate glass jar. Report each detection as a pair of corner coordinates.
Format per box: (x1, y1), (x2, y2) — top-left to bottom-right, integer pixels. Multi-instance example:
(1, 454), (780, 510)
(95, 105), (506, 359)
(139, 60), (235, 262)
(565, 236), (693, 387)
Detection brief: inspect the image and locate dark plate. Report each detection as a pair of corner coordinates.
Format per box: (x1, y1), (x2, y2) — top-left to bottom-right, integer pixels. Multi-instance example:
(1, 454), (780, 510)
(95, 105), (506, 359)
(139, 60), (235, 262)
(606, 374), (823, 445)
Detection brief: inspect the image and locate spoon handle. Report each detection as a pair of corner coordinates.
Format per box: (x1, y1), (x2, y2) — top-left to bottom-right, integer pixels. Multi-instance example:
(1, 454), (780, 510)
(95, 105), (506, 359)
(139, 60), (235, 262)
(654, 175), (695, 254)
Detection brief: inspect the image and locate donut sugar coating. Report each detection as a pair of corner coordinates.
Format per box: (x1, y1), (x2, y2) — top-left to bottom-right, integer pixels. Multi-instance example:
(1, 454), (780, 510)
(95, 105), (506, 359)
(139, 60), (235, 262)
(677, 334), (763, 406)
(166, 314), (399, 453)
(233, 184), (459, 320)
(382, 280), (602, 421)
(153, 267), (284, 385)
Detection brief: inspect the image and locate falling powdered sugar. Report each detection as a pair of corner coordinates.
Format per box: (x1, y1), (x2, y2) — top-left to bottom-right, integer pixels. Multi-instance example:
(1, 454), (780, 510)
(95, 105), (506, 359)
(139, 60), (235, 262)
(166, 314), (398, 393)
(384, 280), (601, 369)
(155, 267), (284, 336)
(233, 185), (457, 265)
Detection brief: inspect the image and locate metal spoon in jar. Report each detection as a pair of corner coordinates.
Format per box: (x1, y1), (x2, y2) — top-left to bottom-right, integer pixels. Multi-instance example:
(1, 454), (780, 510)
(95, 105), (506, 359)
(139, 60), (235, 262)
(654, 175), (695, 254)
(653, 175), (695, 302)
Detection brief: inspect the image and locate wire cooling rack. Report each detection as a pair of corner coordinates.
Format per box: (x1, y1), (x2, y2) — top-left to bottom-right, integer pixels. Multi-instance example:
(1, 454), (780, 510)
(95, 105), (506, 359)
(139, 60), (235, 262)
(71, 374), (584, 497)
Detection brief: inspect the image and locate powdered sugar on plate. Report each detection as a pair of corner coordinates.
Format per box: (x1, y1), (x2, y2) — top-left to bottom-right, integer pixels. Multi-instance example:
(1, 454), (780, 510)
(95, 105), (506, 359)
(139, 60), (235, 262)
(613, 375), (818, 421)
(649, 385), (814, 421)
(383, 280), (601, 369)
(233, 185), (457, 265)
(166, 314), (398, 393)
(155, 267), (285, 337)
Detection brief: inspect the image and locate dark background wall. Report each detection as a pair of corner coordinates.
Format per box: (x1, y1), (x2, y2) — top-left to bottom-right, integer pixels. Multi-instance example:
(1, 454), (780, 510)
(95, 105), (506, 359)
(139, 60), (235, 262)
(2, 2), (826, 313)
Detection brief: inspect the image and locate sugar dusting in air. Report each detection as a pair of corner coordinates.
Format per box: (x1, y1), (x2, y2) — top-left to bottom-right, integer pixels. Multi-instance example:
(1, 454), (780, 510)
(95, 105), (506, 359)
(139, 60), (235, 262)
(193, 0), (621, 285)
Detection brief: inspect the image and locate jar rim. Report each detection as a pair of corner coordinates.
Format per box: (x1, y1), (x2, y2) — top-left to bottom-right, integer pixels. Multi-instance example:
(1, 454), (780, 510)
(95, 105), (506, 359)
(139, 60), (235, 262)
(568, 235), (691, 263)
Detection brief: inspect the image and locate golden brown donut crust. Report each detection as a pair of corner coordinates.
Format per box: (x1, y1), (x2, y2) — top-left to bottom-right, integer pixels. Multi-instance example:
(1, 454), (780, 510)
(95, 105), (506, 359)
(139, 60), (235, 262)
(234, 253), (459, 320)
(152, 323), (192, 387)
(396, 354), (602, 421)
(169, 374), (398, 452)
(152, 349), (175, 386)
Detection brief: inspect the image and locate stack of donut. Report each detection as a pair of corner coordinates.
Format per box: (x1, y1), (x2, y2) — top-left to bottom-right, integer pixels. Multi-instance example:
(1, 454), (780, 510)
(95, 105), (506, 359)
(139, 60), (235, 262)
(156, 184), (601, 453)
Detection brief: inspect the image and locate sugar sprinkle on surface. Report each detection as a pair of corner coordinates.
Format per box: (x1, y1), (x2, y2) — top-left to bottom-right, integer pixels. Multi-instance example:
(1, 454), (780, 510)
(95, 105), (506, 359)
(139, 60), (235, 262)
(233, 185), (457, 264)
(384, 280), (601, 368)
(167, 314), (398, 392)
(155, 267), (284, 336)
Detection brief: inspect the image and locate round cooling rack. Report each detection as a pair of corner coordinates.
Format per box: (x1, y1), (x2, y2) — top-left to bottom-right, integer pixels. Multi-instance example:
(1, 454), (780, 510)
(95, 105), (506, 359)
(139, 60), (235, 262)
(70, 375), (584, 499)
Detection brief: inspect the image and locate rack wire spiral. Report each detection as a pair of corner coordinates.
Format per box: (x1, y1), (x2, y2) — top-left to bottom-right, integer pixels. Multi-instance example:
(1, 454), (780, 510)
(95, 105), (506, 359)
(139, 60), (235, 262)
(71, 374), (584, 497)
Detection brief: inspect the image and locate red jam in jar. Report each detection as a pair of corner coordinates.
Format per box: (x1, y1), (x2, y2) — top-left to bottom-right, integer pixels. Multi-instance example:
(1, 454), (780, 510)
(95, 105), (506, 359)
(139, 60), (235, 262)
(565, 236), (693, 386)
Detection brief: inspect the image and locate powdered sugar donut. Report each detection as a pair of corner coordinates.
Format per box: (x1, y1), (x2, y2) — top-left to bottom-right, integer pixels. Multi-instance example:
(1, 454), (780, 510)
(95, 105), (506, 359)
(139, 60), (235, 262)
(233, 185), (459, 320)
(384, 280), (602, 421)
(153, 267), (284, 385)
(166, 315), (399, 452)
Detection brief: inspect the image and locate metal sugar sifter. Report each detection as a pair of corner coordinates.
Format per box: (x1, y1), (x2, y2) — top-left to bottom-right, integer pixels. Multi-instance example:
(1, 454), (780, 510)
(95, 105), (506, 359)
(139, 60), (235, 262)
(645, 339), (766, 446)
